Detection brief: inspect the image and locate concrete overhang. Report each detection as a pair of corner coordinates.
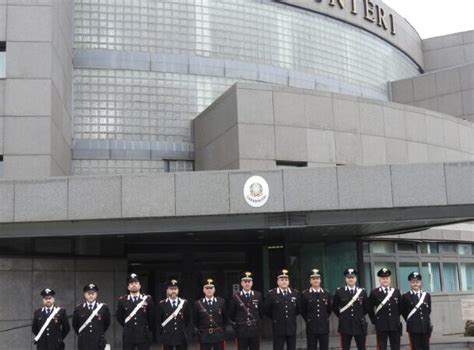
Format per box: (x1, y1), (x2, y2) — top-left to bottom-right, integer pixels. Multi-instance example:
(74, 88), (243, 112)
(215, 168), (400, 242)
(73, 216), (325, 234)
(0, 162), (472, 240)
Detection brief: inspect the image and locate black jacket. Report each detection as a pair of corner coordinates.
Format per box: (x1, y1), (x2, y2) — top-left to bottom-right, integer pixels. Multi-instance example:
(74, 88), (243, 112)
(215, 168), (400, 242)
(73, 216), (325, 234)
(401, 291), (431, 334)
(300, 288), (332, 335)
(72, 302), (111, 350)
(193, 297), (228, 344)
(228, 290), (263, 338)
(32, 306), (70, 350)
(157, 298), (191, 345)
(368, 287), (402, 332)
(263, 288), (300, 336)
(333, 287), (368, 336)
(116, 294), (155, 344)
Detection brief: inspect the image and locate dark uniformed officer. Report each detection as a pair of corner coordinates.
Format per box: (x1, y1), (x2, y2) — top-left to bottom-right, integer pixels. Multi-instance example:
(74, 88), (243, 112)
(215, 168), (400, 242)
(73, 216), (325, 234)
(263, 269), (300, 350)
(401, 272), (432, 350)
(32, 288), (70, 350)
(193, 278), (228, 350)
(72, 283), (111, 350)
(157, 279), (191, 350)
(229, 271), (263, 350)
(116, 273), (156, 350)
(368, 268), (402, 350)
(332, 268), (368, 350)
(300, 269), (332, 350)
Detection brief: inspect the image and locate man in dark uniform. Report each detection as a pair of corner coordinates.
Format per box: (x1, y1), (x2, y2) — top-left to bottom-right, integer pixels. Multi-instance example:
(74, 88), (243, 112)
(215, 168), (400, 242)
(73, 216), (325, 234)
(368, 268), (402, 350)
(157, 279), (191, 350)
(229, 271), (263, 350)
(116, 273), (155, 350)
(72, 283), (111, 350)
(263, 269), (300, 350)
(300, 269), (332, 350)
(32, 288), (70, 350)
(193, 278), (228, 350)
(332, 268), (368, 350)
(401, 272), (432, 350)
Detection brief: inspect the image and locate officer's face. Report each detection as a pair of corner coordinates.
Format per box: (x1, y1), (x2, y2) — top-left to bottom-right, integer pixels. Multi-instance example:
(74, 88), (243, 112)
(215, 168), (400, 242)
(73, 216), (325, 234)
(128, 281), (141, 293)
(241, 279), (253, 291)
(167, 287), (179, 299)
(203, 286), (215, 298)
(42, 296), (54, 307)
(345, 275), (357, 287)
(410, 279), (422, 290)
(277, 277), (289, 289)
(84, 291), (97, 303)
(379, 276), (390, 287)
(310, 276), (321, 288)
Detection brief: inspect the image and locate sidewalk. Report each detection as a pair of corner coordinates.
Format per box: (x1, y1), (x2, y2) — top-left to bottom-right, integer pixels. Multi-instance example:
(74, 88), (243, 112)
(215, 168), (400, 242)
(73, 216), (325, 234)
(150, 335), (474, 350)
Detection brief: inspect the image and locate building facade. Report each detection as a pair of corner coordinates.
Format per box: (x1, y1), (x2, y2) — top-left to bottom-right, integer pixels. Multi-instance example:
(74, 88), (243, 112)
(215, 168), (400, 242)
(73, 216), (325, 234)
(0, 0), (473, 349)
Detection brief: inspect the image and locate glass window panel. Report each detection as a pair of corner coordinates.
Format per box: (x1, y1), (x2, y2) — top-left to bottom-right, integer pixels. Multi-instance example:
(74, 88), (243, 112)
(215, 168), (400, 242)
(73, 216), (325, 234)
(459, 244), (472, 255)
(460, 263), (474, 292)
(372, 242), (394, 254)
(443, 263), (460, 292)
(439, 243), (457, 254)
(399, 262), (419, 293)
(421, 262), (441, 293)
(398, 242), (417, 253)
(362, 242), (370, 254)
(363, 262), (372, 289)
(420, 243), (438, 254)
(373, 262), (397, 290)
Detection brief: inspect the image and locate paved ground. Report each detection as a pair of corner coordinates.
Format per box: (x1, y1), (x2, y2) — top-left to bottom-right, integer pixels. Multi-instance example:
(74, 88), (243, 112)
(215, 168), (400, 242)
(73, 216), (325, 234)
(149, 335), (474, 350)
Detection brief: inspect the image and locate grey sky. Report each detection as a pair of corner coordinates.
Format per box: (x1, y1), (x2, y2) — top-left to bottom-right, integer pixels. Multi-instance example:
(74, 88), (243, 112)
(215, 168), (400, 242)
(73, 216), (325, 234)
(382, 0), (474, 39)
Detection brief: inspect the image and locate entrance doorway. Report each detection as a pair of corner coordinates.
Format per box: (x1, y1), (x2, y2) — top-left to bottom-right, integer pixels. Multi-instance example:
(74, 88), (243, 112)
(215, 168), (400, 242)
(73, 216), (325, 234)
(126, 243), (264, 302)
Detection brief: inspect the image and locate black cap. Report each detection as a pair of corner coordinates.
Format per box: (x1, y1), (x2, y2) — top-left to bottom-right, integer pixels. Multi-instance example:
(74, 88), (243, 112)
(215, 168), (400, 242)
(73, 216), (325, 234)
(309, 268), (321, 278)
(83, 283), (99, 293)
(408, 271), (422, 281)
(241, 271), (253, 281)
(40, 288), (55, 297)
(203, 278), (215, 288)
(344, 268), (358, 277)
(277, 269), (290, 279)
(377, 268), (392, 277)
(127, 273), (140, 284)
(165, 279), (179, 288)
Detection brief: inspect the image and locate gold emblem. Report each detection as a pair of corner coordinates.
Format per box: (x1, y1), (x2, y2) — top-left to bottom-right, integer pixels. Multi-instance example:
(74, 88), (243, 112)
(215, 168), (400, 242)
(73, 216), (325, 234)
(249, 182), (263, 198)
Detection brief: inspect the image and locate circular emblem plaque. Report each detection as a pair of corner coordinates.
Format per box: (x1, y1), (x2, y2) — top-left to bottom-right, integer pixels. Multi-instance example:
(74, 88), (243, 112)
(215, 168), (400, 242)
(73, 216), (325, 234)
(243, 176), (269, 208)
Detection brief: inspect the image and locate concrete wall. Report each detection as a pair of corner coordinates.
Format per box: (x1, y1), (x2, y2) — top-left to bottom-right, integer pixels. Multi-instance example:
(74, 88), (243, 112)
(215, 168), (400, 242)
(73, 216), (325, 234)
(391, 63), (474, 123)
(0, 162), (472, 225)
(0, 0), (73, 178)
(0, 256), (126, 350)
(194, 83), (473, 171)
(422, 31), (474, 72)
